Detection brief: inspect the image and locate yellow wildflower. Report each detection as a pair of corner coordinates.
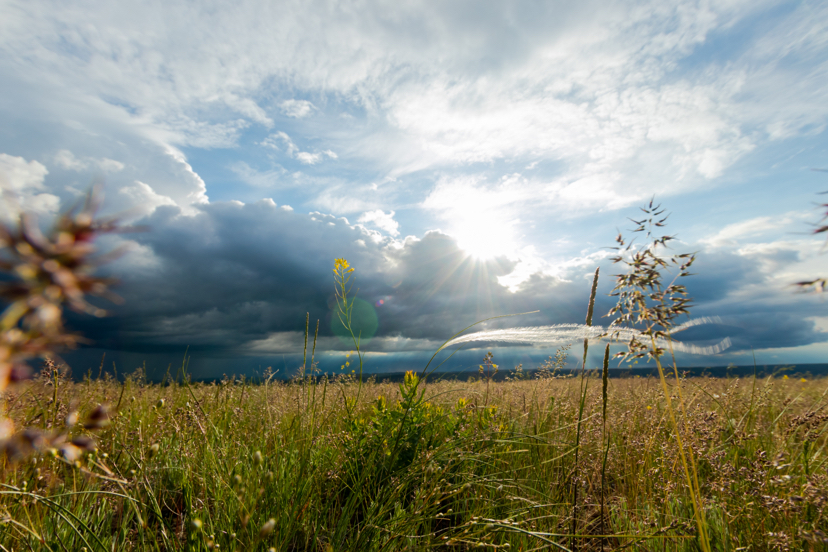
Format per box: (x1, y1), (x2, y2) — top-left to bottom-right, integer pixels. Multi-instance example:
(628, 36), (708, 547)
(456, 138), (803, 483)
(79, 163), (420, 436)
(333, 258), (354, 275)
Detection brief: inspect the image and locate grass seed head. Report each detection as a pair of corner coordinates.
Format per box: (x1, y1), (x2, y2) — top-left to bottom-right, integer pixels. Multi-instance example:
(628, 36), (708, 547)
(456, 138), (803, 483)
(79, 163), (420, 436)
(259, 518), (276, 538)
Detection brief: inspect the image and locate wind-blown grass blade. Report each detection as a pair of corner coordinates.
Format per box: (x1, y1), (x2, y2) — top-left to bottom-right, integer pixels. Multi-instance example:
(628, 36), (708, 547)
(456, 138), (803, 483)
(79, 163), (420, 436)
(444, 322), (732, 355)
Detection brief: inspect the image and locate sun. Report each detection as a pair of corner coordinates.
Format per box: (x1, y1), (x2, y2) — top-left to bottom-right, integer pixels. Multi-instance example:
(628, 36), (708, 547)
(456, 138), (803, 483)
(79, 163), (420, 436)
(423, 177), (523, 260)
(450, 215), (519, 260)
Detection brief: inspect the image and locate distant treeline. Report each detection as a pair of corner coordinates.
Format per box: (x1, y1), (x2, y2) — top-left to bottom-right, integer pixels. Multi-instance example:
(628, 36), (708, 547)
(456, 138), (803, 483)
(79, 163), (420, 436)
(181, 363), (828, 384)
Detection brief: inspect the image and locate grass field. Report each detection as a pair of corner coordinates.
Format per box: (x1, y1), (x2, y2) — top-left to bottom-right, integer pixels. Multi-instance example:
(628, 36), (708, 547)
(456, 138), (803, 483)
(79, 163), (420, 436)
(2, 195), (827, 551)
(1, 365), (826, 551)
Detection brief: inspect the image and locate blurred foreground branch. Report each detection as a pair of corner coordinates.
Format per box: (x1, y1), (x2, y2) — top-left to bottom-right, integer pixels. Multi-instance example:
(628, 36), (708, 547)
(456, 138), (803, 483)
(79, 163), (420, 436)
(0, 189), (127, 458)
(794, 187), (827, 293)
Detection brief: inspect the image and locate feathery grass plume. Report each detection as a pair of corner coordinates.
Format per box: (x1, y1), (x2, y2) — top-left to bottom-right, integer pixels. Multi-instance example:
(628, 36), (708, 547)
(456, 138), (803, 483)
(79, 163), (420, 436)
(536, 342), (570, 378)
(605, 199), (695, 362)
(0, 188), (127, 460)
(605, 197), (712, 552)
(442, 320), (730, 354)
(479, 351), (498, 404)
(794, 189), (828, 292)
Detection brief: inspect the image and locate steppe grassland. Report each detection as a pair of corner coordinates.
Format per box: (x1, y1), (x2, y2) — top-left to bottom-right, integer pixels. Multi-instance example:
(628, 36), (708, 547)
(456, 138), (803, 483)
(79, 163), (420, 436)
(1, 366), (826, 551)
(2, 193), (828, 550)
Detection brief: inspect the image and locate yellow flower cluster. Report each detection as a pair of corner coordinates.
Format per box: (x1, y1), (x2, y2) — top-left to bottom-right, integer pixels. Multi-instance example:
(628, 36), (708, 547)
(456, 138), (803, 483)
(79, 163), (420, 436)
(333, 258), (354, 276)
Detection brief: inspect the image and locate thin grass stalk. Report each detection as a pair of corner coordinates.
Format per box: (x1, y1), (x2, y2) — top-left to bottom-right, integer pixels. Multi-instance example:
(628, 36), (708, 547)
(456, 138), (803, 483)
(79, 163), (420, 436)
(600, 343), (609, 551)
(309, 319), (320, 441)
(51, 368), (59, 428)
(651, 336), (711, 552)
(668, 348), (708, 508)
(302, 312), (309, 413)
(571, 267), (599, 550)
(745, 349), (758, 432)
(1, 488), (103, 552)
(663, 334), (712, 548)
(663, 326), (710, 534)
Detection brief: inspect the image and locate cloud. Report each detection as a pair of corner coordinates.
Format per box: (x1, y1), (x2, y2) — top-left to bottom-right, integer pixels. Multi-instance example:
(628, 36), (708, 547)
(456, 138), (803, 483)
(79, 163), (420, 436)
(280, 99), (315, 118)
(54, 149), (125, 173)
(358, 209), (400, 236)
(1, 0), (826, 225)
(243, 331), (442, 355)
(0, 153), (48, 191)
(260, 132), (337, 165)
(295, 152), (322, 165)
(0, 153), (59, 220)
(223, 94), (273, 128)
(118, 181), (177, 218)
(76, 203), (573, 355)
(700, 211), (810, 248)
(229, 161), (287, 188)
(260, 132), (297, 155)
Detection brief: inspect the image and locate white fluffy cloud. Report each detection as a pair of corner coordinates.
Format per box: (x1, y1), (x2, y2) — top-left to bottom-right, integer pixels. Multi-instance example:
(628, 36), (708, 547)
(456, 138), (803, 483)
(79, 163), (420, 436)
(280, 99), (315, 118)
(0, 153), (48, 192)
(2, 0), (826, 218)
(358, 209), (400, 236)
(118, 180), (178, 218)
(0, 153), (59, 220)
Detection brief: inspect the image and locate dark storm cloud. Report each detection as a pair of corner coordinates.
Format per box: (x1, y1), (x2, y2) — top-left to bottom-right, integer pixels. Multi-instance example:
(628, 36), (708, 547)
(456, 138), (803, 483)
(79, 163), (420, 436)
(65, 201), (828, 365)
(656, 243), (828, 353)
(70, 200), (600, 355)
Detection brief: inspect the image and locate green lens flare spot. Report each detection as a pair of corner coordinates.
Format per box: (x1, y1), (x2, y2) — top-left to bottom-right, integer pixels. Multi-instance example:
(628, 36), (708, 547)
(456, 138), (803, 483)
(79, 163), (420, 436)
(331, 297), (378, 345)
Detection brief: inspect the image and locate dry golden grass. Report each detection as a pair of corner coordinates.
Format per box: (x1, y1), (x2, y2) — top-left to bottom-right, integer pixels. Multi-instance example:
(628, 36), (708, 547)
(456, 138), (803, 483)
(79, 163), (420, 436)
(0, 369), (825, 551)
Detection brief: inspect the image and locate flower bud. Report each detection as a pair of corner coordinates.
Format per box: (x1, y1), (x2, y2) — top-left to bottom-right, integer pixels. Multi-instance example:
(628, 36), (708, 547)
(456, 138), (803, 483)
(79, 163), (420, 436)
(259, 518), (275, 538)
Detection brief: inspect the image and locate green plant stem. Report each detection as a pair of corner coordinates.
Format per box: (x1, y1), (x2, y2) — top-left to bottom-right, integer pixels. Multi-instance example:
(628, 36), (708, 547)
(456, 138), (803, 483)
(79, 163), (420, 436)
(571, 267), (599, 551)
(651, 336), (711, 552)
(600, 343), (610, 551)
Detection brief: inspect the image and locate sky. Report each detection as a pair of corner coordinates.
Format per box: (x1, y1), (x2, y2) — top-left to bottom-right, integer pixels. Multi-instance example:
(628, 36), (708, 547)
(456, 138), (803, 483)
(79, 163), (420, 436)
(1, 0), (827, 379)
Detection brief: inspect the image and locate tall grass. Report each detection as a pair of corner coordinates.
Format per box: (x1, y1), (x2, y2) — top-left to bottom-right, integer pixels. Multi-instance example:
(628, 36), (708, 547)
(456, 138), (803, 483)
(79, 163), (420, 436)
(1, 368), (826, 550)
